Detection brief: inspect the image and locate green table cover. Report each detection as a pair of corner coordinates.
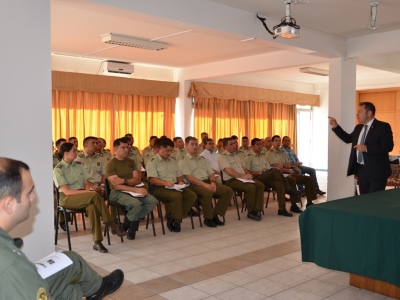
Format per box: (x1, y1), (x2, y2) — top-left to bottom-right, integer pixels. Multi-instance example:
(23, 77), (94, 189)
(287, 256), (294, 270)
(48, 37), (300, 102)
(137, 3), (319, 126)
(299, 188), (400, 286)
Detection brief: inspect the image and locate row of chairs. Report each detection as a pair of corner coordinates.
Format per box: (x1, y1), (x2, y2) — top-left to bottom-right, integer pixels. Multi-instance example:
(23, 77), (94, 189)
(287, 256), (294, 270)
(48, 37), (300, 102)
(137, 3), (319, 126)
(55, 174), (277, 250)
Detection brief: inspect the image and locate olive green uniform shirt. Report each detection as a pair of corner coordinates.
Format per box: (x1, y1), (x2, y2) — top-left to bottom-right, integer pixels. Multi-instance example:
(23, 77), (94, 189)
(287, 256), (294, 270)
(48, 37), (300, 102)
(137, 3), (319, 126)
(0, 228), (50, 299)
(53, 151), (61, 168)
(172, 147), (187, 161)
(105, 157), (137, 190)
(265, 148), (290, 166)
(244, 151), (272, 172)
(218, 151), (245, 181)
(146, 154), (181, 182)
(75, 152), (105, 185)
(179, 153), (213, 181)
(53, 160), (90, 191)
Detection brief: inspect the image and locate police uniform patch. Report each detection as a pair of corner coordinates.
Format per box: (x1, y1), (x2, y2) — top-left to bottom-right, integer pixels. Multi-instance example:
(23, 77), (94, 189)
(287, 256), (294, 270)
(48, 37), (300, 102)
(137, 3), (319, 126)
(37, 287), (47, 300)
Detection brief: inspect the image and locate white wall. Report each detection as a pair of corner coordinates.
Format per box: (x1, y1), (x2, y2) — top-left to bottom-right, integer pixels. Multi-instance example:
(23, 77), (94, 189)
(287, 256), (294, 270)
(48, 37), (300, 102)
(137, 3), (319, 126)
(0, 0), (53, 261)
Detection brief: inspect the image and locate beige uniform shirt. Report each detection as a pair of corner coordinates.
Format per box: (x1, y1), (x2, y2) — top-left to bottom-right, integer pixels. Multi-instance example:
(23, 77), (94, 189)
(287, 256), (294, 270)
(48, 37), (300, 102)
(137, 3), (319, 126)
(179, 153), (213, 181)
(141, 146), (153, 157)
(128, 146), (143, 169)
(218, 151), (245, 181)
(53, 160), (90, 190)
(75, 151), (106, 185)
(172, 147), (187, 161)
(101, 149), (113, 162)
(238, 146), (252, 158)
(265, 148), (290, 166)
(244, 151), (272, 172)
(143, 150), (157, 166)
(146, 154), (181, 182)
(260, 147), (270, 155)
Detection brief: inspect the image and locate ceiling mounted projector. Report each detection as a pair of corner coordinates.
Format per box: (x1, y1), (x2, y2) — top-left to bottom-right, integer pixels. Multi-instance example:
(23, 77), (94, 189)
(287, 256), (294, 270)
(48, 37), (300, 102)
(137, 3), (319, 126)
(257, 0), (305, 39)
(101, 33), (168, 51)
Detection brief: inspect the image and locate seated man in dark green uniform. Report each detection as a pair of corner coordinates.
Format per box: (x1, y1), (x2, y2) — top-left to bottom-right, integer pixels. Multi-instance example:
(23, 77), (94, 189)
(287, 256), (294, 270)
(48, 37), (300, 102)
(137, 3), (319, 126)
(146, 137), (197, 232)
(0, 157), (123, 300)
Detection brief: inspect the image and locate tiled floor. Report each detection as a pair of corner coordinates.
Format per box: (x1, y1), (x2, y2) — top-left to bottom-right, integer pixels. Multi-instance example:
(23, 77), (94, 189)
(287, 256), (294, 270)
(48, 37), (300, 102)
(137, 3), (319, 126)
(56, 172), (395, 300)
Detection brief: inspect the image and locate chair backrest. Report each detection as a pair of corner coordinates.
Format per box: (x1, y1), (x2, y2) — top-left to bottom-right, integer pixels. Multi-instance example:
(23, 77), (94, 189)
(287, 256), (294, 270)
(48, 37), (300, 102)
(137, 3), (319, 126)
(219, 170), (227, 184)
(53, 182), (60, 205)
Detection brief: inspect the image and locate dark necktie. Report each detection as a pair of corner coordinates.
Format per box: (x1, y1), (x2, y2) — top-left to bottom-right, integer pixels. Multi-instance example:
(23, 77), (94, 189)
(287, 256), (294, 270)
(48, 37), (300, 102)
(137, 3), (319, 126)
(357, 125), (368, 164)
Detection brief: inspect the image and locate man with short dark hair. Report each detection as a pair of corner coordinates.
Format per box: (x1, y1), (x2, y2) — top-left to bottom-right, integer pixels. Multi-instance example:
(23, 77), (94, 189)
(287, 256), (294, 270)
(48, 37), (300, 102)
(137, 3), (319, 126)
(68, 137), (81, 153)
(172, 136), (187, 160)
(280, 136), (325, 195)
(53, 138), (67, 167)
(266, 135), (317, 208)
(142, 135), (158, 157)
(238, 136), (252, 157)
(97, 137), (112, 161)
(146, 138), (197, 232)
(179, 137), (232, 227)
(245, 138), (302, 216)
(106, 138), (158, 240)
(329, 101), (394, 194)
(260, 137), (272, 155)
(0, 157), (124, 299)
(75, 136), (106, 194)
(218, 137), (265, 221)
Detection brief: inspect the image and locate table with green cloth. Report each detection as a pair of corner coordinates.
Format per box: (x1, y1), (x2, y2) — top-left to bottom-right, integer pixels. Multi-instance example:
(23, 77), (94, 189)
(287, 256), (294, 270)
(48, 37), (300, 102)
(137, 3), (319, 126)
(299, 188), (400, 287)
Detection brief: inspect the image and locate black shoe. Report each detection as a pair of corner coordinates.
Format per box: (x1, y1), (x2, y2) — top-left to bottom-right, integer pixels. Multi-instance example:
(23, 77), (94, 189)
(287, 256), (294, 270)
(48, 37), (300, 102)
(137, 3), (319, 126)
(285, 197), (291, 202)
(86, 269), (124, 300)
(111, 227), (127, 237)
(247, 211), (261, 221)
(204, 218), (217, 228)
(278, 209), (293, 217)
(315, 189), (326, 195)
(301, 191), (306, 197)
(306, 202), (314, 208)
(290, 204), (303, 213)
(287, 188), (301, 197)
(93, 242), (108, 253)
(166, 213), (174, 232)
(59, 222), (67, 232)
(122, 217), (130, 231)
(172, 223), (181, 232)
(127, 220), (139, 240)
(213, 216), (225, 226)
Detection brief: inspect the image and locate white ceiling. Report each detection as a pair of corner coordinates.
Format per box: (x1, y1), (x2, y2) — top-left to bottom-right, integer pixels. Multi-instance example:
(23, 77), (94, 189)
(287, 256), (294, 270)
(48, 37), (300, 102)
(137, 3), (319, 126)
(51, 0), (400, 86)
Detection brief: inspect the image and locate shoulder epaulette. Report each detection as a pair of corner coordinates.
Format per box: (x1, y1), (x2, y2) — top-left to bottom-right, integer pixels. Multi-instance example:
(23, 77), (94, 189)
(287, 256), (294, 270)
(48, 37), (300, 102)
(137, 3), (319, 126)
(150, 157), (156, 162)
(56, 164), (62, 169)
(78, 153), (84, 158)
(132, 146), (139, 150)
(75, 161), (81, 164)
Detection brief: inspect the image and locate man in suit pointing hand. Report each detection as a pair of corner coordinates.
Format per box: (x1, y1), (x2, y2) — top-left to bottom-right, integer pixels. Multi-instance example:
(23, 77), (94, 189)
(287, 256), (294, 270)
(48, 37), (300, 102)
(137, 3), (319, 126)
(329, 101), (394, 194)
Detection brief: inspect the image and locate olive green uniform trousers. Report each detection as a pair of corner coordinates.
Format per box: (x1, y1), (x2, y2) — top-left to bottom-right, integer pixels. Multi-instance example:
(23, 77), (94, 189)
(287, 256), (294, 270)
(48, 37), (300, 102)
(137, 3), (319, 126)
(60, 192), (114, 242)
(224, 179), (265, 212)
(187, 181), (233, 219)
(153, 187), (197, 222)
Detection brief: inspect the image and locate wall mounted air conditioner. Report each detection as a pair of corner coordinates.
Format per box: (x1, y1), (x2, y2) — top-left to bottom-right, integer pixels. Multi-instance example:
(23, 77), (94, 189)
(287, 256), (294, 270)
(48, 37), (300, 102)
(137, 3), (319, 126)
(103, 61), (134, 75)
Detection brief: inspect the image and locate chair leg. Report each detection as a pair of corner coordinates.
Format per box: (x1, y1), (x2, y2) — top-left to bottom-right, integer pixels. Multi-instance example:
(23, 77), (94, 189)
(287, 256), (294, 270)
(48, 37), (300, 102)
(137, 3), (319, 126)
(73, 214), (78, 231)
(150, 211), (156, 236)
(55, 209), (60, 246)
(196, 201), (203, 227)
(189, 209), (195, 229)
(233, 194), (241, 220)
(64, 211), (72, 251)
(82, 213), (86, 230)
(157, 202), (165, 235)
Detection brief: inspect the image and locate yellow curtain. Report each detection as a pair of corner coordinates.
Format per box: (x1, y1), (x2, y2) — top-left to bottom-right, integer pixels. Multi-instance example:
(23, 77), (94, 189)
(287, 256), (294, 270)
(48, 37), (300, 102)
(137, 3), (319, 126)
(194, 97), (296, 145)
(52, 90), (175, 151)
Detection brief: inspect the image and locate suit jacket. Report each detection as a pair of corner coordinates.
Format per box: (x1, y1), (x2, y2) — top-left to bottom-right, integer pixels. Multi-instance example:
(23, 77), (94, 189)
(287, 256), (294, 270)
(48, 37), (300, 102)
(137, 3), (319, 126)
(332, 119), (393, 181)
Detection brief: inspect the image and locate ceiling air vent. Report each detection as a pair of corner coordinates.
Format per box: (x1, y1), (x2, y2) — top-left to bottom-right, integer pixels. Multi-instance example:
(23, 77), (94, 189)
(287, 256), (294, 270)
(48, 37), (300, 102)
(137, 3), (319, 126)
(101, 33), (168, 51)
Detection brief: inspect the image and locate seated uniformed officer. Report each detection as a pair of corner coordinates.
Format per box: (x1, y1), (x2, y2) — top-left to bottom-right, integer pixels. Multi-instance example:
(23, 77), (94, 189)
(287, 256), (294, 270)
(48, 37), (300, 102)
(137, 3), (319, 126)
(53, 143), (127, 253)
(75, 136), (106, 194)
(146, 137), (197, 232)
(142, 135), (158, 157)
(172, 136), (187, 160)
(106, 138), (158, 240)
(179, 136), (232, 227)
(266, 135), (317, 209)
(238, 136), (252, 158)
(0, 157), (124, 300)
(53, 138), (66, 168)
(218, 137), (265, 221)
(97, 137), (113, 162)
(244, 138), (302, 216)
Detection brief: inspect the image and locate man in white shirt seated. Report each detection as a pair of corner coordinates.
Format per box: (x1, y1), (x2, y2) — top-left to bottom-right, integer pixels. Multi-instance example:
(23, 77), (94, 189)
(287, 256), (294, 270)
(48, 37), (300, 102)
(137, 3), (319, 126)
(200, 138), (221, 182)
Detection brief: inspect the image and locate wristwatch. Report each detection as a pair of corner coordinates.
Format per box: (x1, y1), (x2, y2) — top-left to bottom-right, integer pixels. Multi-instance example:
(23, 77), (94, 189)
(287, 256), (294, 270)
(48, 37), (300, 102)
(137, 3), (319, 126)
(123, 179), (128, 185)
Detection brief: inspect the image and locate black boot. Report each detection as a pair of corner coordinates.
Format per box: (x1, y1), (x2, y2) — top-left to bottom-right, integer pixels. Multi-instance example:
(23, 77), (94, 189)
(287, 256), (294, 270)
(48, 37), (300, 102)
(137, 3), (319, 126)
(127, 220), (139, 240)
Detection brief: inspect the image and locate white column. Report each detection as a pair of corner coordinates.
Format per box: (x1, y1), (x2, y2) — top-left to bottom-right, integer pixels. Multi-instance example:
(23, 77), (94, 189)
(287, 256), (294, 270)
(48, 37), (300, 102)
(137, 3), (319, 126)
(0, 0), (53, 260)
(175, 76), (194, 138)
(327, 58), (357, 200)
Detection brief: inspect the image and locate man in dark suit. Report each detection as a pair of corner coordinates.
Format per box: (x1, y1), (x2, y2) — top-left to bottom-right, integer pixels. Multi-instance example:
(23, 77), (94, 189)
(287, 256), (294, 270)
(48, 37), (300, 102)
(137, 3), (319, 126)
(329, 102), (394, 194)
